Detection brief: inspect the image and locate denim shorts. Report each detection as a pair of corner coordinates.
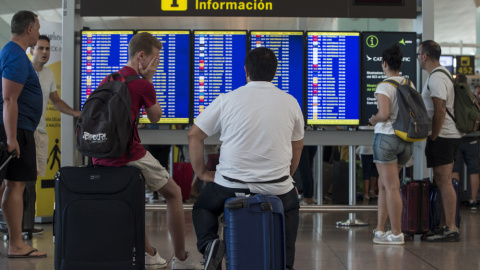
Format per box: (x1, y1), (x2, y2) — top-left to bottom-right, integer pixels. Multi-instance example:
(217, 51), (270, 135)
(372, 133), (413, 166)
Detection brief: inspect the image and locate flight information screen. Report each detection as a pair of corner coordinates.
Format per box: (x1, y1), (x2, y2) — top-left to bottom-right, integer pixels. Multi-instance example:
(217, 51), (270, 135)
(306, 32), (360, 125)
(360, 32), (416, 126)
(80, 30), (133, 110)
(137, 30), (190, 124)
(250, 31), (304, 110)
(193, 30), (247, 119)
(440, 55), (454, 74)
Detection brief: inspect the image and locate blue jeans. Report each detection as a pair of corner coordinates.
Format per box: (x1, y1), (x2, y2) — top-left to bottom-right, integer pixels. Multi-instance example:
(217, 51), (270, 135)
(192, 182), (299, 269)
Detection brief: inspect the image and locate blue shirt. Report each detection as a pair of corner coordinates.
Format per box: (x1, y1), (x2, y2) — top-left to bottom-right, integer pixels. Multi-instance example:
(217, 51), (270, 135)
(0, 41), (42, 131)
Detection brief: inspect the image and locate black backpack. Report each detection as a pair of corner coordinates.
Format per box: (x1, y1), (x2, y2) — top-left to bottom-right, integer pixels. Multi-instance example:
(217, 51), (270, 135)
(428, 69), (480, 134)
(380, 78), (431, 142)
(76, 73), (139, 158)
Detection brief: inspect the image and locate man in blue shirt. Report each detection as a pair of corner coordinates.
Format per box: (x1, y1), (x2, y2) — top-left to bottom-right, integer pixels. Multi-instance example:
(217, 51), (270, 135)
(0, 10), (45, 258)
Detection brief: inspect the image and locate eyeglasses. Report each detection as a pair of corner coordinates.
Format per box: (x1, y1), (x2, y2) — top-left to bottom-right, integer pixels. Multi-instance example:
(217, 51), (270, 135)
(416, 52), (426, 57)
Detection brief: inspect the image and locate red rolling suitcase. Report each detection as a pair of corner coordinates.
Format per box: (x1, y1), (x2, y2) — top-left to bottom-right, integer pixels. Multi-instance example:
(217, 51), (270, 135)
(401, 180), (429, 240)
(173, 147), (193, 201)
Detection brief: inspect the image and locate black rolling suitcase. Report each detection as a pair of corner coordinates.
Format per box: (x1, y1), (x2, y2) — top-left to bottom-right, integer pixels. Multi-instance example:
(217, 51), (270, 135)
(54, 166), (145, 270)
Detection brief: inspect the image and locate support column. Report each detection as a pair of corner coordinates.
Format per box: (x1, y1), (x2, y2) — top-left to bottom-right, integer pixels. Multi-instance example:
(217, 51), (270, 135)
(413, 0), (434, 181)
(61, 0), (76, 167)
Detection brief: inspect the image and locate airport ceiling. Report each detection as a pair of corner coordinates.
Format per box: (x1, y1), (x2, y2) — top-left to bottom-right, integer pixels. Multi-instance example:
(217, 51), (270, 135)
(0, 0), (478, 50)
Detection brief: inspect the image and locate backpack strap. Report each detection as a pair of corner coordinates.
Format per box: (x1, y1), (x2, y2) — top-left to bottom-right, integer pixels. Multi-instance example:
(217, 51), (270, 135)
(404, 78), (414, 88)
(379, 78), (412, 88)
(380, 79), (400, 88)
(110, 73), (141, 159)
(124, 74), (141, 84)
(429, 69), (454, 84)
(427, 69), (456, 122)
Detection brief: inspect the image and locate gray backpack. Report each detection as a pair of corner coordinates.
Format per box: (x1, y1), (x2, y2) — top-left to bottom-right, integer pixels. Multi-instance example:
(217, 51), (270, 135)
(76, 73), (139, 158)
(380, 79), (431, 142)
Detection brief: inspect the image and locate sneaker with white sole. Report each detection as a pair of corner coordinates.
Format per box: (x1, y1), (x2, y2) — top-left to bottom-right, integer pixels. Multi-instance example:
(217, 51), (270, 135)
(203, 239), (225, 270)
(172, 252), (203, 270)
(426, 226), (460, 242)
(372, 229), (385, 243)
(373, 231), (405, 245)
(145, 247), (167, 269)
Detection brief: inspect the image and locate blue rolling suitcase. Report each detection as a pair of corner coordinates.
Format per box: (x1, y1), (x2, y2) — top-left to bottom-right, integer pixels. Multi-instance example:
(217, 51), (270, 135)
(429, 179), (460, 231)
(54, 166), (145, 270)
(223, 194), (285, 270)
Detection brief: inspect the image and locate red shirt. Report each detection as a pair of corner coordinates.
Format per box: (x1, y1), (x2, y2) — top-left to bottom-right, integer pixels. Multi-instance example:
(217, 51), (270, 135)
(92, 66), (157, 166)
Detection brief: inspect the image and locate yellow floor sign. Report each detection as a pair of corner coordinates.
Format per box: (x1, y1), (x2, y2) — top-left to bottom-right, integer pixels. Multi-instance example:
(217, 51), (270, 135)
(35, 60), (62, 223)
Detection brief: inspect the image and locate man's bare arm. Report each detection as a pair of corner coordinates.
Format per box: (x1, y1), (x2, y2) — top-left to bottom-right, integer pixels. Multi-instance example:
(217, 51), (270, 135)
(290, 139), (304, 176)
(2, 78), (23, 157)
(431, 97), (447, 140)
(188, 124), (214, 182)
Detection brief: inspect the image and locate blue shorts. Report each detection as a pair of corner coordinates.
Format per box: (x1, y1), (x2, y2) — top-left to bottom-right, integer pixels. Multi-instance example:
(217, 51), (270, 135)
(372, 133), (413, 166)
(452, 137), (479, 175)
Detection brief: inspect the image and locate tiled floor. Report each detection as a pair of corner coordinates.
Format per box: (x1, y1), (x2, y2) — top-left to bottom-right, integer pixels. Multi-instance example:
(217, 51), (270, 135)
(0, 205), (479, 270)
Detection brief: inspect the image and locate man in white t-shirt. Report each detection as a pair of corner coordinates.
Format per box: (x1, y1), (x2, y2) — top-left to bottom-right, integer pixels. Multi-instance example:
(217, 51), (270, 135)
(31, 35), (81, 177)
(28, 35), (80, 235)
(188, 47), (304, 270)
(419, 40), (462, 242)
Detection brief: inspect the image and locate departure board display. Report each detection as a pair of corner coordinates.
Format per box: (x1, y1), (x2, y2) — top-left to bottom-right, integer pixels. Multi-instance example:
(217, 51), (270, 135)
(440, 55), (454, 74)
(193, 31), (247, 119)
(306, 32), (360, 125)
(80, 30), (134, 109)
(360, 32), (417, 126)
(137, 30), (190, 124)
(250, 31), (304, 110)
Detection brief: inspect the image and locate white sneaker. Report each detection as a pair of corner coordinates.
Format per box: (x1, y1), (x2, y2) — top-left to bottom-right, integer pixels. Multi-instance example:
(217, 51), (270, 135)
(145, 248), (167, 269)
(373, 231), (405, 245)
(373, 229), (385, 242)
(172, 252), (203, 270)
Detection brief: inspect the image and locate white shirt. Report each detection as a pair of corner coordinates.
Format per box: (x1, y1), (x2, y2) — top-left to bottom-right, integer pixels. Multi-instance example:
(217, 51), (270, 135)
(374, 76), (415, 135)
(194, 81), (305, 195)
(357, 146), (373, 155)
(422, 66), (462, 138)
(35, 66), (57, 133)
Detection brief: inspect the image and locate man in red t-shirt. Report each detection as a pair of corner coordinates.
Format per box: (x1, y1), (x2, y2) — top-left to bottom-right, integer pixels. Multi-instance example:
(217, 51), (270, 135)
(93, 32), (202, 270)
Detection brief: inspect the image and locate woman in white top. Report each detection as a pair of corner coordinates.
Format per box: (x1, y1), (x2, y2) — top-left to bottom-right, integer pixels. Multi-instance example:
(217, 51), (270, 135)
(369, 44), (415, 245)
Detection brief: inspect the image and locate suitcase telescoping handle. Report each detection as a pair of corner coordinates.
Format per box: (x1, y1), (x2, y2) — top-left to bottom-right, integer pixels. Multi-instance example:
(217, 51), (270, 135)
(0, 150), (17, 172)
(224, 195), (274, 211)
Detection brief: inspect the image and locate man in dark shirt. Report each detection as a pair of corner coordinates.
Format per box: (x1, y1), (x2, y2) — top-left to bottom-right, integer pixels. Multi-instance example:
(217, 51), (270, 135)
(0, 10), (45, 258)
